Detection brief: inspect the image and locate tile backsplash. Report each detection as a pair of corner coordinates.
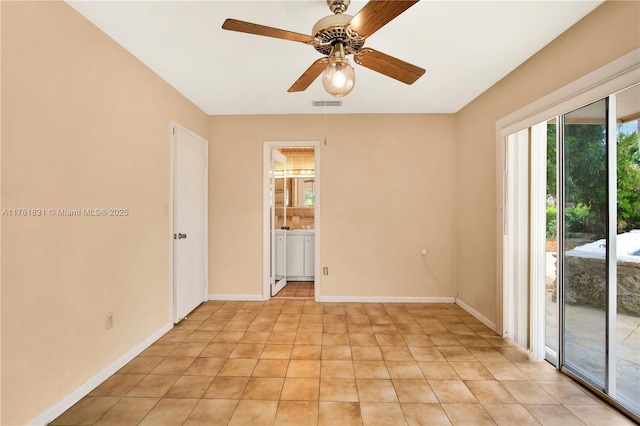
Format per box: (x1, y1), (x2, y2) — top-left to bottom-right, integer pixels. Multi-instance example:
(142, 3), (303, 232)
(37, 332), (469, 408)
(275, 207), (314, 230)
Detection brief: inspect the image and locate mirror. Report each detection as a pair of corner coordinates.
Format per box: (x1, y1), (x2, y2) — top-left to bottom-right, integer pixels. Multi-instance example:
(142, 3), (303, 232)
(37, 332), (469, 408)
(282, 177), (315, 207)
(274, 148), (315, 208)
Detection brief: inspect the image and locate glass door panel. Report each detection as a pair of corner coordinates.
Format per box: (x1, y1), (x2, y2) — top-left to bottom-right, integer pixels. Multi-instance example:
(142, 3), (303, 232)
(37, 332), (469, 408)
(545, 119), (558, 362)
(614, 84), (640, 414)
(562, 98), (608, 390)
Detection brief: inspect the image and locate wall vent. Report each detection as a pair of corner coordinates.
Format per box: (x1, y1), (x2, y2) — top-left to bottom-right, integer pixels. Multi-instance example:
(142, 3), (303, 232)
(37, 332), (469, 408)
(312, 100), (342, 107)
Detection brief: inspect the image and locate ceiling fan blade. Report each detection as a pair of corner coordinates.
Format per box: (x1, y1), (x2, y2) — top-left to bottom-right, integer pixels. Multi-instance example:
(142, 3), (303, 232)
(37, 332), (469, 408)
(354, 48), (425, 85)
(288, 58), (330, 92)
(222, 18), (315, 44)
(347, 1), (419, 38)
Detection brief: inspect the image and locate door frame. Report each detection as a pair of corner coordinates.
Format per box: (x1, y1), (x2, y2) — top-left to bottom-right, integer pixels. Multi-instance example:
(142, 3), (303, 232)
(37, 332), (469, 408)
(495, 49), (639, 338)
(169, 121), (209, 323)
(495, 51), (639, 421)
(262, 141), (321, 301)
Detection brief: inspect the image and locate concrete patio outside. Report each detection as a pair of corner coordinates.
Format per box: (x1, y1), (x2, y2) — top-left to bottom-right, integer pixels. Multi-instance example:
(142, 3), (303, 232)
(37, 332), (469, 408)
(545, 252), (640, 415)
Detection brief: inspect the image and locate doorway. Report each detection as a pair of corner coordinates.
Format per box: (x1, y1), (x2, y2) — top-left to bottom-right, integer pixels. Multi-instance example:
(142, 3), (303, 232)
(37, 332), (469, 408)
(503, 84), (640, 421)
(263, 141), (320, 301)
(171, 123), (208, 323)
(554, 89), (639, 418)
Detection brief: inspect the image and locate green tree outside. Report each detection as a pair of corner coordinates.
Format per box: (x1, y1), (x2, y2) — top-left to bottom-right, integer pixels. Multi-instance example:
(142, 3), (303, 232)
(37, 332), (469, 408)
(546, 122), (640, 238)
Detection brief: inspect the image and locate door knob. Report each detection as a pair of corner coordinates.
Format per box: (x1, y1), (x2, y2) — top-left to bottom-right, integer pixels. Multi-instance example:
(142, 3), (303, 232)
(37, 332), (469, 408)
(178, 233), (187, 239)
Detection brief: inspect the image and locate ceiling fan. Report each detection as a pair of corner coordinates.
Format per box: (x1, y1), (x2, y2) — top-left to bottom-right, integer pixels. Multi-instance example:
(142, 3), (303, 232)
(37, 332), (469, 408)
(222, 0), (425, 98)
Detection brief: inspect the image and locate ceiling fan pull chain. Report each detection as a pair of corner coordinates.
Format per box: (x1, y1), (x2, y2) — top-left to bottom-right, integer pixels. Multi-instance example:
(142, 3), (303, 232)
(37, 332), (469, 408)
(324, 102), (328, 146)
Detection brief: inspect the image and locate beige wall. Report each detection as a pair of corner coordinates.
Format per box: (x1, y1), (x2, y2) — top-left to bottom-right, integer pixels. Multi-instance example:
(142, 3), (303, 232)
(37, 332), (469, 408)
(208, 114), (457, 299)
(1, 2), (207, 424)
(455, 0), (640, 325)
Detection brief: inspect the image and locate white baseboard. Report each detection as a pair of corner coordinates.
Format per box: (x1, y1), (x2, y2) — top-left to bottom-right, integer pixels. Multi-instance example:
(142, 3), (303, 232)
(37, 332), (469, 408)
(208, 293), (265, 301)
(455, 298), (496, 331)
(318, 296), (456, 303)
(30, 323), (173, 426)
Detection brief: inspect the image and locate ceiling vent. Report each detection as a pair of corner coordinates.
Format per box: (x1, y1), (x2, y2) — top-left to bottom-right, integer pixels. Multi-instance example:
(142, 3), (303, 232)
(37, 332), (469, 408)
(312, 100), (342, 107)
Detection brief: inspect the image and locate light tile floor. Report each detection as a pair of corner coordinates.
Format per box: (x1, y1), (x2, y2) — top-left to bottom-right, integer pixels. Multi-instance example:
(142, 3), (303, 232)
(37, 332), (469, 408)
(274, 282), (314, 299)
(52, 300), (635, 425)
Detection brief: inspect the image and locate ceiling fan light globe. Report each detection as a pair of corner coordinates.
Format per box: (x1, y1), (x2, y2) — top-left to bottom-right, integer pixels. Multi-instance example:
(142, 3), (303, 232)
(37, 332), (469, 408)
(322, 59), (355, 97)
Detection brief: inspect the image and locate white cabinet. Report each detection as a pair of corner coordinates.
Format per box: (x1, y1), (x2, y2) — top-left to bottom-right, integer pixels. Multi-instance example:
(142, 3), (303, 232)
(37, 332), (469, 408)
(286, 234), (305, 277)
(276, 230), (315, 281)
(304, 236), (315, 276)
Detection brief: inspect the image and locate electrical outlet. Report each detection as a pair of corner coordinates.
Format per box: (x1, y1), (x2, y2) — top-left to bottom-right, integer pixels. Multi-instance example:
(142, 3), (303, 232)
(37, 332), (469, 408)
(105, 312), (114, 330)
(421, 248), (428, 255)
(323, 267), (329, 275)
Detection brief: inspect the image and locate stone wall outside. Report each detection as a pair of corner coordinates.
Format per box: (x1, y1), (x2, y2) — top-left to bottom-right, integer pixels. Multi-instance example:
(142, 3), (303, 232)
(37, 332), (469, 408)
(564, 254), (640, 316)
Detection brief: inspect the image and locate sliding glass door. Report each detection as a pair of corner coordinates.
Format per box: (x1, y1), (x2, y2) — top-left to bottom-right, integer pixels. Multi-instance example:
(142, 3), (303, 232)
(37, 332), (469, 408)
(505, 83), (639, 421)
(555, 85), (639, 419)
(545, 119), (558, 364)
(560, 98), (608, 390)
(613, 85), (640, 413)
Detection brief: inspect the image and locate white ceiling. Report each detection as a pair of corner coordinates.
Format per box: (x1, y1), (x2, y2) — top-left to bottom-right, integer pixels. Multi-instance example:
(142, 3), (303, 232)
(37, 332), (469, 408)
(67, 1), (603, 115)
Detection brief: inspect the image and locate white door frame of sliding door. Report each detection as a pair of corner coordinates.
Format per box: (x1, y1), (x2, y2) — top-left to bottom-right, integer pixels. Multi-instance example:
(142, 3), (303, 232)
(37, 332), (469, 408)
(495, 50), (639, 421)
(495, 48), (639, 340)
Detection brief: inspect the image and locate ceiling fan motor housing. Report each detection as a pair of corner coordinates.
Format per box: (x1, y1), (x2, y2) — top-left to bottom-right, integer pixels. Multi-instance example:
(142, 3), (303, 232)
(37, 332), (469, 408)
(312, 14), (365, 56)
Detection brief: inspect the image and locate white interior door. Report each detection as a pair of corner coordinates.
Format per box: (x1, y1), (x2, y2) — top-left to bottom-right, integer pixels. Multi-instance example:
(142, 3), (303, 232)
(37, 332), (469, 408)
(271, 149), (287, 296)
(173, 126), (207, 322)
